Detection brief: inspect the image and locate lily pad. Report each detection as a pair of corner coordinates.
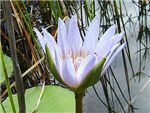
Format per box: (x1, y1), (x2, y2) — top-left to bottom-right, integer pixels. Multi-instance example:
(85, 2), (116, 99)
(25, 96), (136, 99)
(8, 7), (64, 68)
(0, 54), (13, 82)
(2, 85), (75, 113)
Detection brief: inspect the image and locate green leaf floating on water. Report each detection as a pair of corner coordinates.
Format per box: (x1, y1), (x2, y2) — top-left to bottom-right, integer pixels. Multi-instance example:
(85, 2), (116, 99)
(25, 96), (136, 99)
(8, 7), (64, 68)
(0, 55), (13, 82)
(2, 85), (75, 113)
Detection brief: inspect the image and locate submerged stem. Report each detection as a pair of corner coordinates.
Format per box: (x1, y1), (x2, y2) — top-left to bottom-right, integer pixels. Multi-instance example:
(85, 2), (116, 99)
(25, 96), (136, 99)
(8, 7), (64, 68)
(75, 93), (83, 113)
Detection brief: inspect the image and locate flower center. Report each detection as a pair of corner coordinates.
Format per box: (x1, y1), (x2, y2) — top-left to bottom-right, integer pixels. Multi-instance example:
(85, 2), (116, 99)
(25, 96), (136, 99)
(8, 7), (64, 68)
(62, 49), (89, 73)
(74, 57), (84, 72)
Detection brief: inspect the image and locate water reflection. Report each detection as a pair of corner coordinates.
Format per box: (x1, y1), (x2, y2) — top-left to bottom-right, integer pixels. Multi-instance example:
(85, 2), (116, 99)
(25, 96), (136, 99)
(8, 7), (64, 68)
(84, 1), (150, 113)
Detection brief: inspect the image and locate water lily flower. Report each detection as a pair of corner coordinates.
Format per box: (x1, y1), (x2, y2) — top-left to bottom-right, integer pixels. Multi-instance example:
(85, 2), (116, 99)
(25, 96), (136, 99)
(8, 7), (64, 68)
(34, 15), (125, 93)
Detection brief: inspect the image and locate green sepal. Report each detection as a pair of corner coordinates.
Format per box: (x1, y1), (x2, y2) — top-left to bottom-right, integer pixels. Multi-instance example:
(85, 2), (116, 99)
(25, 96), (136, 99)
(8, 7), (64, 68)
(74, 58), (106, 94)
(45, 44), (64, 84)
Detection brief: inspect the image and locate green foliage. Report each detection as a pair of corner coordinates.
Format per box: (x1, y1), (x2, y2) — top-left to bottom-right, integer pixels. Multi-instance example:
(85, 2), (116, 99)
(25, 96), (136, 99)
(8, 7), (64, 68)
(2, 86), (75, 113)
(49, 0), (63, 21)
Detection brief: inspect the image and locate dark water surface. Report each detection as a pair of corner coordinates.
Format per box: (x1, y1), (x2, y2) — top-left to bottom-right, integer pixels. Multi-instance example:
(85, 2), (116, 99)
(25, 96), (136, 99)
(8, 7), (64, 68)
(84, 1), (150, 113)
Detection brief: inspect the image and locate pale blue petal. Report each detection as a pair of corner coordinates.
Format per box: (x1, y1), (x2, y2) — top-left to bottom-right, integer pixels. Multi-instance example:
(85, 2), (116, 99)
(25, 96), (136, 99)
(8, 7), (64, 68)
(95, 25), (116, 53)
(96, 32), (124, 60)
(42, 28), (60, 59)
(54, 48), (63, 79)
(77, 54), (97, 82)
(34, 28), (46, 52)
(82, 15), (100, 53)
(57, 18), (68, 55)
(102, 43), (120, 63)
(112, 32), (124, 45)
(67, 16), (82, 53)
(42, 28), (57, 46)
(102, 43), (126, 74)
(110, 43), (120, 54)
(64, 17), (70, 33)
(97, 39), (113, 60)
(62, 58), (79, 87)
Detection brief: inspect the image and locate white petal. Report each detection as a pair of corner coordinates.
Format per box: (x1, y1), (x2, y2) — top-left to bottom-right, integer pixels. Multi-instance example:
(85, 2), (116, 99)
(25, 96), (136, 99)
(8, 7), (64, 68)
(106, 43), (123, 63)
(54, 48), (63, 78)
(82, 15), (100, 53)
(96, 32), (124, 60)
(110, 43), (120, 53)
(112, 32), (124, 45)
(64, 17), (70, 33)
(102, 43), (126, 74)
(42, 28), (59, 59)
(97, 39), (113, 60)
(62, 58), (79, 87)
(95, 25), (116, 53)
(34, 28), (46, 52)
(77, 54), (97, 82)
(42, 28), (57, 46)
(57, 18), (68, 55)
(96, 31), (124, 59)
(67, 15), (82, 53)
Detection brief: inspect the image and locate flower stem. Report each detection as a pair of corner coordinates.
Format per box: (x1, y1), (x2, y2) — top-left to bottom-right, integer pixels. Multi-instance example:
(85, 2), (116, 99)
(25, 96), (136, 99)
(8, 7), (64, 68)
(75, 93), (83, 113)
